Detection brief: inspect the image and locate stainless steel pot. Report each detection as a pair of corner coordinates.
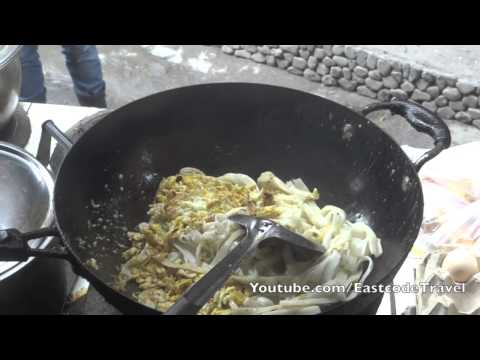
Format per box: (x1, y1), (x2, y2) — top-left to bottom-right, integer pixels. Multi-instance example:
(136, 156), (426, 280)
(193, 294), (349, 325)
(0, 141), (69, 314)
(0, 45), (22, 131)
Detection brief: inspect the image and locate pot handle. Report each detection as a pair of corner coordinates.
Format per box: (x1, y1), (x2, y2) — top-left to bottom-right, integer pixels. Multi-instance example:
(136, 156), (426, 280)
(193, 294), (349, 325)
(37, 120), (73, 167)
(361, 99), (451, 172)
(0, 227), (70, 261)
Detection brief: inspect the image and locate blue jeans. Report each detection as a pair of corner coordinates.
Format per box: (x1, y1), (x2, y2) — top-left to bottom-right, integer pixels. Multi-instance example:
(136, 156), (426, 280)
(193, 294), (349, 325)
(20, 45), (106, 107)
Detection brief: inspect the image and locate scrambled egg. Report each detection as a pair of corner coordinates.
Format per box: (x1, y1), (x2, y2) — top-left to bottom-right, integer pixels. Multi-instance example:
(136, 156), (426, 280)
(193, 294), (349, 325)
(116, 168), (382, 315)
(117, 168), (260, 314)
(149, 170), (254, 237)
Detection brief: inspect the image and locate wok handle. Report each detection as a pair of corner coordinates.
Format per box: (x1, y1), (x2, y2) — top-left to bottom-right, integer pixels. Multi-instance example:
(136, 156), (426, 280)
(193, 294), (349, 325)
(165, 232), (255, 315)
(37, 120), (73, 167)
(361, 99), (451, 172)
(0, 227), (70, 261)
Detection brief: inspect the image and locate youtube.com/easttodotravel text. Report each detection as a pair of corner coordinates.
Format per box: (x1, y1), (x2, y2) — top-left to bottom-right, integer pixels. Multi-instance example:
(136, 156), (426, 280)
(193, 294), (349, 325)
(249, 282), (466, 295)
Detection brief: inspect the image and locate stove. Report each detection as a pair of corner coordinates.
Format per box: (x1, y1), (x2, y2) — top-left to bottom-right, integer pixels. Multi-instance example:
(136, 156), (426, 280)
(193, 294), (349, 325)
(46, 109), (123, 315)
(21, 102), (121, 315)
(63, 282), (122, 315)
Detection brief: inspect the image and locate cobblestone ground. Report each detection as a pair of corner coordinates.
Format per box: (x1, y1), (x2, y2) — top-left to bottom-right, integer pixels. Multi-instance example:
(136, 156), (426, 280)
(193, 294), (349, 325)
(37, 45), (480, 147)
(359, 45), (480, 83)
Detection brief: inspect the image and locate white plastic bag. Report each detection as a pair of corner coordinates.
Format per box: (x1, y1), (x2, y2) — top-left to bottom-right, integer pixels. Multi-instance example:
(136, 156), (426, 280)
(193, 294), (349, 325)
(402, 143), (480, 314)
(423, 199), (480, 253)
(405, 142), (480, 258)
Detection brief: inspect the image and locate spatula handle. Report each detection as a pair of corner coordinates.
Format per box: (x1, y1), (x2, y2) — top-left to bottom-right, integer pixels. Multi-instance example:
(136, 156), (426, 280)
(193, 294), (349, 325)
(165, 233), (254, 315)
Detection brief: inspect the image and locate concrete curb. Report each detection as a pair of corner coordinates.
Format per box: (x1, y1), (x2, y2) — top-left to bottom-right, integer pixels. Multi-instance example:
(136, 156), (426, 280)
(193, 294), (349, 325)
(217, 45), (480, 127)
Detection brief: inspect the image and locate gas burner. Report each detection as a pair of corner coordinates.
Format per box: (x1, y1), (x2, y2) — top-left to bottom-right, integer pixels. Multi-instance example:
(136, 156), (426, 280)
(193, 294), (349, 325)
(0, 105), (31, 147)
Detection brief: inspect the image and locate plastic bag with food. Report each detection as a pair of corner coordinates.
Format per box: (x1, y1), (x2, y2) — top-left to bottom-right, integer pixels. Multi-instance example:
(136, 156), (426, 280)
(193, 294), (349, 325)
(401, 143), (480, 315)
(414, 202), (480, 315)
(402, 142), (480, 258)
(423, 199), (480, 254)
(420, 179), (470, 235)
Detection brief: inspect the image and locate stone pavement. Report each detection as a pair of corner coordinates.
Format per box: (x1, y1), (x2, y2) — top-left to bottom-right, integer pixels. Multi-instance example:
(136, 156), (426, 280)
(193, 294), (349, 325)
(36, 45), (480, 148)
(220, 45), (480, 126)
(359, 45), (480, 83)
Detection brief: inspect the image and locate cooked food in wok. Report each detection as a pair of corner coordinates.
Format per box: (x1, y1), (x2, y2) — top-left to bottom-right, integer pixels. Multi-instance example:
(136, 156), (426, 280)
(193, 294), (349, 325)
(116, 168), (383, 315)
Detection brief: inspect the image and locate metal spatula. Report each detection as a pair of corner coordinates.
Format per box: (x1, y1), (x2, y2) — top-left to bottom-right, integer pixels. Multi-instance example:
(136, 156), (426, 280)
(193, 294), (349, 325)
(165, 214), (325, 315)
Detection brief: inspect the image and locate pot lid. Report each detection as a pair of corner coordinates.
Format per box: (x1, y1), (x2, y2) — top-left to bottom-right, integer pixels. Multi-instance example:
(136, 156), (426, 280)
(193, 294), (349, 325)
(0, 142), (54, 278)
(0, 45), (22, 70)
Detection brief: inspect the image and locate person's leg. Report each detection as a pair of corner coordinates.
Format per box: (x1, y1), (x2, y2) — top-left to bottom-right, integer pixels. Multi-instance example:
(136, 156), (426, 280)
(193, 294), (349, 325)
(61, 45), (107, 108)
(19, 45), (47, 103)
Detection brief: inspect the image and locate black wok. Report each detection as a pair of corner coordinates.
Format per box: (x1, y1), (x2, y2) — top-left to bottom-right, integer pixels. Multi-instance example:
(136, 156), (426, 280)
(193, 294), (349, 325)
(0, 83), (450, 314)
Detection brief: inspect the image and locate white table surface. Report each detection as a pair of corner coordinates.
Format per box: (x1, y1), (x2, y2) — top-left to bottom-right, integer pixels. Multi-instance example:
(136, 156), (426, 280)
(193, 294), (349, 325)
(21, 101), (421, 315)
(22, 102), (103, 159)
